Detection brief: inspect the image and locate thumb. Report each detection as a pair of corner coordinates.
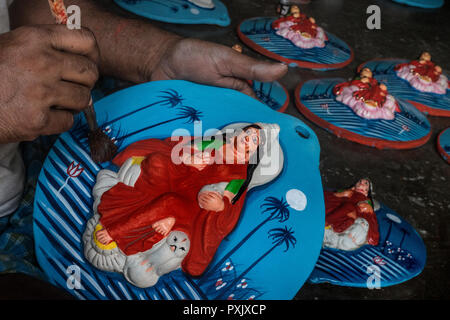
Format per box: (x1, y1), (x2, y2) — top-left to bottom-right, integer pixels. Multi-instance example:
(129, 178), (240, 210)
(223, 47), (288, 82)
(248, 60), (289, 82)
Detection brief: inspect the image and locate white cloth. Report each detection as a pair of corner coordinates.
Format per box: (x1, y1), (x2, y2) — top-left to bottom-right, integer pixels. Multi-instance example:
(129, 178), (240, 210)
(0, 143), (25, 217)
(0, 0), (25, 217)
(0, 0), (13, 34)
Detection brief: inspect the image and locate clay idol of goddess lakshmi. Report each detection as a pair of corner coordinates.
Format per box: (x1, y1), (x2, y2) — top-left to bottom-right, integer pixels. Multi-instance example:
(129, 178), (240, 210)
(272, 5), (328, 49)
(395, 51), (448, 95)
(333, 68), (400, 120)
(83, 123), (283, 288)
(323, 178), (380, 251)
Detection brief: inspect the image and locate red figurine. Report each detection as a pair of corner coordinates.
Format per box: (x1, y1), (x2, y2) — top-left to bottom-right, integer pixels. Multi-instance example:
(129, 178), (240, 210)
(272, 6), (327, 49)
(395, 52), (448, 95)
(323, 178), (380, 250)
(333, 68), (400, 120)
(91, 123), (279, 278)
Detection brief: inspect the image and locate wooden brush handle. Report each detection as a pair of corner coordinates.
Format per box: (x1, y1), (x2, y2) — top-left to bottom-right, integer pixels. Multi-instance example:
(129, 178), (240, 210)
(83, 99), (98, 131)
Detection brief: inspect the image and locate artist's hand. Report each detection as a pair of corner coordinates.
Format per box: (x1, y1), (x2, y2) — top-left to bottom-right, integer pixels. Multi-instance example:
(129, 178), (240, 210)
(0, 25), (99, 143)
(198, 191), (225, 212)
(149, 38), (288, 98)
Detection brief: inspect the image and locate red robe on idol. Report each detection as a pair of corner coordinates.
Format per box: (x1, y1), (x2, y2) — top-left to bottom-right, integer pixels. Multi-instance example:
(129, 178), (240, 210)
(289, 18), (318, 38)
(272, 13), (307, 29)
(324, 190), (380, 246)
(333, 77), (399, 110)
(395, 60), (441, 82)
(97, 137), (248, 276)
(272, 14), (319, 38)
(333, 78), (379, 96)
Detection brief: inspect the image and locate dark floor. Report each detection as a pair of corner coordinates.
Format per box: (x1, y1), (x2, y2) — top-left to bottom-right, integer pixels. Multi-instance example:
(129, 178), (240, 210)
(3, 0), (449, 300)
(109, 0), (450, 300)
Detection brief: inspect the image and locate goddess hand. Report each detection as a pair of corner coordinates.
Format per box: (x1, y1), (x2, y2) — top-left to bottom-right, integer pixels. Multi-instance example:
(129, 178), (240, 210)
(198, 191), (225, 212)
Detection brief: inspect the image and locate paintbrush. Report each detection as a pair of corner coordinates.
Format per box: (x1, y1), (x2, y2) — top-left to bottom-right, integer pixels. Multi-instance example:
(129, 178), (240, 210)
(47, 0), (117, 163)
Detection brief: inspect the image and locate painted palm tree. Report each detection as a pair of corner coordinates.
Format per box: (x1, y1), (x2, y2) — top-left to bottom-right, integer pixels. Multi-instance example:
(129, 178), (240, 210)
(254, 82), (274, 103)
(381, 216), (395, 254)
(69, 115), (90, 143)
(69, 90), (183, 152)
(262, 18), (272, 32)
(327, 38), (351, 55)
(103, 89), (184, 127)
(198, 196), (290, 285)
(324, 81), (337, 97)
(398, 226), (410, 248)
(304, 82), (321, 100)
(251, 19), (258, 34)
(214, 226), (296, 300)
(116, 106), (202, 142)
(395, 226), (411, 262)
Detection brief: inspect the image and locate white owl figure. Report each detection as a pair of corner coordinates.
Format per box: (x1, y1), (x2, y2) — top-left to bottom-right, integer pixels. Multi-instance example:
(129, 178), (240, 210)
(83, 159), (191, 288)
(123, 231), (190, 288)
(323, 218), (370, 251)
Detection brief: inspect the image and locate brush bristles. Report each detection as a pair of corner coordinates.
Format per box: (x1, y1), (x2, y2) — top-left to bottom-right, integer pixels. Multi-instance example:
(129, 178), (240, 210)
(87, 128), (118, 163)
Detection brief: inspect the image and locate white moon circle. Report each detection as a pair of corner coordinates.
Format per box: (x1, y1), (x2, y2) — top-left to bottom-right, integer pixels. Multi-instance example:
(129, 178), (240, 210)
(286, 189), (307, 211)
(190, 8), (200, 15)
(386, 213), (402, 224)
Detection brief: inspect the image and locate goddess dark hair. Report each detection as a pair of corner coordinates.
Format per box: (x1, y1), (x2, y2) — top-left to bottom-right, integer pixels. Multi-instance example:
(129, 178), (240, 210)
(231, 124), (266, 204)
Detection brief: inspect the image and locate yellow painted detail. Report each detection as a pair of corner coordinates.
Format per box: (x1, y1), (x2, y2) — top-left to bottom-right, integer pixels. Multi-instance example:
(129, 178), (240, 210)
(94, 224), (117, 250)
(131, 156), (146, 165)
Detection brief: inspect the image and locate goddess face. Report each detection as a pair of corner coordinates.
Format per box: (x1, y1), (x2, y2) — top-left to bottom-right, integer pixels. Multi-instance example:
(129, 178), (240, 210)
(420, 52), (431, 62)
(360, 68), (373, 79)
(290, 5), (301, 17)
(354, 179), (370, 197)
(233, 127), (261, 163)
